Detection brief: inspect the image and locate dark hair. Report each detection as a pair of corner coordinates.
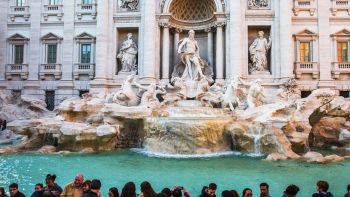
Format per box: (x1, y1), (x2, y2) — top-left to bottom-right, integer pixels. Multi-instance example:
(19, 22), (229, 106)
(42, 191), (55, 197)
(347, 184), (350, 192)
(0, 187), (5, 195)
(260, 183), (269, 190)
(317, 180), (329, 192)
(46, 174), (57, 182)
(285, 184), (300, 196)
(83, 180), (91, 187)
(9, 183), (18, 189)
(109, 187), (119, 197)
(172, 188), (182, 197)
(140, 181), (157, 197)
(230, 190), (239, 197)
(35, 183), (44, 189)
(221, 190), (239, 197)
(90, 179), (101, 190)
(157, 193), (167, 197)
(121, 182), (136, 197)
(209, 183), (217, 190)
(161, 188), (172, 197)
(242, 188), (252, 197)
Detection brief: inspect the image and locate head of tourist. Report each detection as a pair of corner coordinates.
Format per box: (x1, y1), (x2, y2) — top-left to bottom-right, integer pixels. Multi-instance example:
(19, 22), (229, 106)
(221, 190), (239, 197)
(35, 183), (44, 191)
(121, 182), (136, 197)
(45, 174), (57, 188)
(42, 191), (56, 197)
(140, 181), (157, 197)
(259, 183), (269, 197)
(90, 179), (101, 192)
(156, 193), (167, 197)
(161, 188), (171, 197)
(284, 184), (299, 197)
(82, 180), (91, 193)
(172, 188), (182, 197)
(242, 188), (252, 197)
(74, 174), (84, 188)
(109, 187), (119, 197)
(316, 180), (329, 193)
(9, 183), (19, 197)
(207, 183), (217, 197)
(0, 187), (6, 196)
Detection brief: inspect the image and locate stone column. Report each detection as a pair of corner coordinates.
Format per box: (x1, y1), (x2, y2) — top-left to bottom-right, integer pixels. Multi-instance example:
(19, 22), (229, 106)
(279, 0), (293, 78)
(216, 23), (224, 80)
(28, 0), (41, 81)
(205, 28), (214, 67)
(141, 0), (157, 80)
(173, 28), (182, 65)
(0, 0), (8, 80)
(161, 23), (170, 80)
(229, 0), (243, 78)
(94, 0), (109, 80)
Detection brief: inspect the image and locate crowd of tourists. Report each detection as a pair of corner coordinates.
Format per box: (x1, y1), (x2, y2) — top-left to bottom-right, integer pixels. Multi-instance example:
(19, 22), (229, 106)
(0, 174), (349, 197)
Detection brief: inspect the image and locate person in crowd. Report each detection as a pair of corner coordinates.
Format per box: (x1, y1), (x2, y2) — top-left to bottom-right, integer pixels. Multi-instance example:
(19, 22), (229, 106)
(9, 183), (25, 197)
(61, 174), (84, 197)
(221, 190), (238, 197)
(344, 184), (350, 197)
(82, 180), (91, 195)
(0, 187), (8, 197)
(172, 187), (190, 197)
(199, 183), (217, 197)
(45, 174), (63, 197)
(31, 183), (44, 197)
(161, 188), (171, 197)
(139, 181), (156, 197)
(312, 181), (333, 197)
(156, 194), (167, 197)
(120, 182), (136, 197)
(259, 183), (270, 197)
(242, 188), (252, 197)
(82, 179), (101, 197)
(282, 184), (299, 197)
(109, 188), (119, 197)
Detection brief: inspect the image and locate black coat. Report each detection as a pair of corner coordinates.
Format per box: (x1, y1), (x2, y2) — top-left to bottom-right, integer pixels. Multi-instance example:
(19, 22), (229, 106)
(82, 191), (98, 197)
(312, 192), (334, 197)
(10, 191), (26, 197)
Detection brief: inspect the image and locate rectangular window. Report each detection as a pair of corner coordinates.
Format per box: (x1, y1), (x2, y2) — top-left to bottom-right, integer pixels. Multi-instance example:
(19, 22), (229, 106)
(49, 0), (60, 5)
(81, 44), (91, 63)
(16, 0), (26, 6)
(47, 44), (57, 64)
(14, 45), (24, 64)
(337, 42), (348, 62)
(45, 91), (55, 111)
(300, 42), (311, 62)
(82, 0), (92, 4)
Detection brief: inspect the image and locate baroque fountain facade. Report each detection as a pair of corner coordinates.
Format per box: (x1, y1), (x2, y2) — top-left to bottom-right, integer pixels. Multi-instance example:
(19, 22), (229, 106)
(1, 0), (350, 163)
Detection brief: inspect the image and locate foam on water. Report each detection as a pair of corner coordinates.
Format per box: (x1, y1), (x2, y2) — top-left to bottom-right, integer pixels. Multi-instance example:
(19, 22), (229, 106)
(131, 148), (243, 158)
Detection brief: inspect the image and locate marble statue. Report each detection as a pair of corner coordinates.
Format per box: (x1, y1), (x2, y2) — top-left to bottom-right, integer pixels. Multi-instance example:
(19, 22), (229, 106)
(239, 78), (265, 109)
(134, 82), (166, 108)
(221, 77), (241, 111)
(249, 31), (272, 73)
(120, 0), (139, 10)
(117, 33), (138, 73)
(248, 0), (269, 8)
(113, 75), (139, 106)
(177, 30), (206, 81)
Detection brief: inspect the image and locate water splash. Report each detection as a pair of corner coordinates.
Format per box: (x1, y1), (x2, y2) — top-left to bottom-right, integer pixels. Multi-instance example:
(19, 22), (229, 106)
(247, 125), (264, 157)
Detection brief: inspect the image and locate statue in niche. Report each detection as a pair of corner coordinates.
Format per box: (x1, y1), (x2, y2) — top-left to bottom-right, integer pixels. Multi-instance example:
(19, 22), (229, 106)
(239, 78), (265, 109)
(175, 30), (213, 81)
(249, 31), (272, 74)
(120, 0), (139, 10)
(117, 33), (138, 73)
(248, 0), (268, 8)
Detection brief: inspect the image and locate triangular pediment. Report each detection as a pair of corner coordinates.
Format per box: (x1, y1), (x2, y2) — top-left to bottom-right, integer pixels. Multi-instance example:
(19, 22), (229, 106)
(7, 33), (29, 41)
(75, 32), (95, 40)
(294, 29), (317, 37)
(41, 33), (63, 40)
(331, 29), (350, 37)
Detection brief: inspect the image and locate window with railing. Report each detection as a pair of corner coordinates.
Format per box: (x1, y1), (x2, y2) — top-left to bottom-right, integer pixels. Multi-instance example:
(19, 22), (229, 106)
(82, 0), (92, 4)
(47, 44), (57, 64)
(338, 42), (349, 62)
(81, 44), (91, 63)
(16, 0), (26, 6)
(14, 45), (24, 64)
(49, 0), (60, 5)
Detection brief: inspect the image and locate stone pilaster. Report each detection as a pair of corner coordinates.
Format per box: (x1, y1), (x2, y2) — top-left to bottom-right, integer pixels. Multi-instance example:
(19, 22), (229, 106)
(205, 28), (214, 68)
(28, 0), (41, 81)
(229, 0), (243, 78)
(0, 0), (8, 80)
(279, 0), (294, 78)
(140, 0), (157, 81)
(161, 23), (170, 80)
(173, 28), (182, 65)
(216, 23), (225, 80)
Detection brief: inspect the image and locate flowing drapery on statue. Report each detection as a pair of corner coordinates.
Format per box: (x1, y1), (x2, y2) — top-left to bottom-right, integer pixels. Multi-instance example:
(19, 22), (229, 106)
(172, 30), (213, 83)
(117, 33), (138, 73)
(249, 31), (272, 73)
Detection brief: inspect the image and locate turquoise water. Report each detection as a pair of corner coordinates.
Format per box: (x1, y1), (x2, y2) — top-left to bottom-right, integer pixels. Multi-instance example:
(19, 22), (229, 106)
(0, 150), (349, 197)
